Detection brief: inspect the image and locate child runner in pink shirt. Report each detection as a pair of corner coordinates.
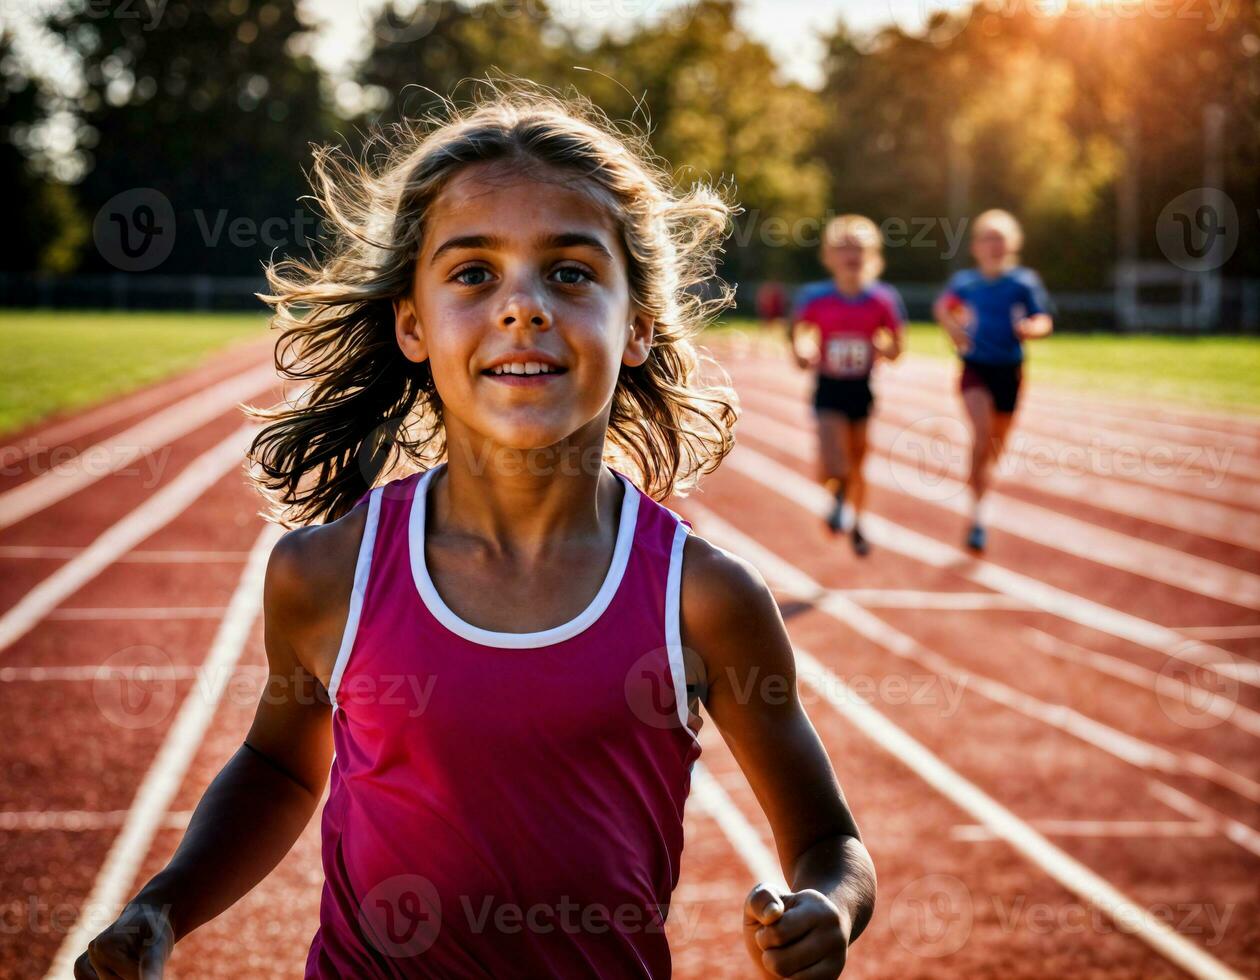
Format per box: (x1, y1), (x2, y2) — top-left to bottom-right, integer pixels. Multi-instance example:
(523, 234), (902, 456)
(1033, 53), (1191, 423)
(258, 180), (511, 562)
(789, 215), (905, 556)
(76, 85), (875, 980)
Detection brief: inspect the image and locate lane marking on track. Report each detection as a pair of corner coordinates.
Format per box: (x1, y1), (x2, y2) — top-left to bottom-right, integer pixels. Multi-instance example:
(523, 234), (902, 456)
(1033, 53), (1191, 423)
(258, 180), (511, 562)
(1, 665), (265, 682)
(43, 522), (280, 980)
(1022, 629), (1260, 737)
(722, 443), (1252, 690)
(0, 362), (275, 532)
(0, 425), (257, 657)
(688, 502), (1260, 807)
(950, 820), (1214, 842)
(47, 606), (230, 621)
(820, 589), (1034, 610)
(684, 505), (1246, 980)
(0, 546), (252, 562)
(883, 359), (1260, 456)
(689, 762), (786, 890)
(0, 811), (194, 831)
(1176, 625), (1260, 641)
(0, 339), (270, 468)
(832, 356), (1260, 480)
(1147, 782), (1260, 859)
(738, 380), (1260, 551)
(739, 409), (1260, 609)
(680, 508), (1249, 972)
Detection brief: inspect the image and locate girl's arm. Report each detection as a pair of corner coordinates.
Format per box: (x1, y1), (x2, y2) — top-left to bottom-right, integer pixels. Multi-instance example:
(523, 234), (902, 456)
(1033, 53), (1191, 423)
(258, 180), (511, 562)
(75, 524), (355, 978)
(933, 294), (971, 354)
(682, 535), (876, 979)
(786, 318), (813, 370)
(1015, 313), (1053, 339)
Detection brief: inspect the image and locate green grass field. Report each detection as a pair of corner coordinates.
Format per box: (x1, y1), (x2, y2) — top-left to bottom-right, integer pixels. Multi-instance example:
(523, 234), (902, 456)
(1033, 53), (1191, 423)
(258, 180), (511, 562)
(2, 310), (1257, 440)
(0, 311), (270, 436)
(715, 319), (1260, 414)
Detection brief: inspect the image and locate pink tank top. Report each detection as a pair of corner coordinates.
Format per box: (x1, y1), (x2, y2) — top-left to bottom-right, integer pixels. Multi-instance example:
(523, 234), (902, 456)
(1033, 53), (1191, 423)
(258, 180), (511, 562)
(305, 463), (703, 978)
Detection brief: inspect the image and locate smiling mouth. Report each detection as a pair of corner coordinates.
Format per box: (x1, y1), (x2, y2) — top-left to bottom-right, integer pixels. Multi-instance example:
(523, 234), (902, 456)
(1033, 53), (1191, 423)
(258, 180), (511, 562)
(482, 361), (568, 378)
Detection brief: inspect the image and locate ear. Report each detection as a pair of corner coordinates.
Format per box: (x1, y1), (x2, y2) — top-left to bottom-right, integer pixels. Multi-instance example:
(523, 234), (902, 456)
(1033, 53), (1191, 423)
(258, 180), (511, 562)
(394, 293), (429, 364)
(622, 309), (655, 368)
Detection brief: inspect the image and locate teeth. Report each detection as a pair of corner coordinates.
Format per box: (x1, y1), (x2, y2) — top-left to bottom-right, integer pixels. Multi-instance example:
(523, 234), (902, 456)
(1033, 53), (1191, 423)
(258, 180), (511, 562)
(491, 361), (558, 376)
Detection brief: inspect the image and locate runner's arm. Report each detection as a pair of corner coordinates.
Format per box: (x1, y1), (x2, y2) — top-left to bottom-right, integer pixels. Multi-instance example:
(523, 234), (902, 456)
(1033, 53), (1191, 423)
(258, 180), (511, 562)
(682, 535), (876, 977)
(122, 529), (339, 944)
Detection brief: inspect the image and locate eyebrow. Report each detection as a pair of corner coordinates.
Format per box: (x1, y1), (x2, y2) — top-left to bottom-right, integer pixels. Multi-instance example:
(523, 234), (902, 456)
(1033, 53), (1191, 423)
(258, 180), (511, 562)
(429, 231), (615, 262)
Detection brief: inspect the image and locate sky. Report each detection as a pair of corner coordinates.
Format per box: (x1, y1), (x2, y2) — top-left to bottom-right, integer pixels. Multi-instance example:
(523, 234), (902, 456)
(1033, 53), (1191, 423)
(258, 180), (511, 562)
(302, 0), (965, 90)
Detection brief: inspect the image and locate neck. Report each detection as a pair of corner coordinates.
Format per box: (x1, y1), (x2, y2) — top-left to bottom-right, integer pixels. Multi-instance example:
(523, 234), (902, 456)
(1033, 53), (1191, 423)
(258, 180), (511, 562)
(833, 276), (865, 297)
(435, 415), (620, 560)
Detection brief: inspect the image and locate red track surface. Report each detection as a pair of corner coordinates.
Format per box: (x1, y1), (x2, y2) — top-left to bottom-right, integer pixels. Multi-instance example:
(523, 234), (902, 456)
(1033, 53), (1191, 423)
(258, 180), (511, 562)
(1, 334), (1256, 978)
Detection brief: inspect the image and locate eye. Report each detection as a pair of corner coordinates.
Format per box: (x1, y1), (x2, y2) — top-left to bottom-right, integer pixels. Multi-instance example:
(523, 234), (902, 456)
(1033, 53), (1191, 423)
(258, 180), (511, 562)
(552, 264), (593, 286)
(451, 265), (493, 286)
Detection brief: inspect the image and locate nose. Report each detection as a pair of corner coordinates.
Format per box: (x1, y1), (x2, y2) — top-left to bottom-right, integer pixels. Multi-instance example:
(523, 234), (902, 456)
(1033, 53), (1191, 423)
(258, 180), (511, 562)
(499, 280), (551, 333)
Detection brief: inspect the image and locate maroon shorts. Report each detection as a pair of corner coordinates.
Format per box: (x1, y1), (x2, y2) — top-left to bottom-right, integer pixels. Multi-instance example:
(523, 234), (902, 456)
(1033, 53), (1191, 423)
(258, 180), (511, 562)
(961, 360), (1022, 414)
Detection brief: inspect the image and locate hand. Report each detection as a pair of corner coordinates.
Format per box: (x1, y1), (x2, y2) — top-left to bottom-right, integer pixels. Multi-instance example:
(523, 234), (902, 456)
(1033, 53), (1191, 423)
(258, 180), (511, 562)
(74, 902), (174, 980)
(743, 882), (850, 978)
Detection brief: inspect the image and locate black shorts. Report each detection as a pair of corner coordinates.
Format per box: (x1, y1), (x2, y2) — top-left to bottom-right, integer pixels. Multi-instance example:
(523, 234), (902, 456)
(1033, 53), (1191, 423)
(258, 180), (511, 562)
(961, 360), (1022, 414)
(813, 375), (873, 421)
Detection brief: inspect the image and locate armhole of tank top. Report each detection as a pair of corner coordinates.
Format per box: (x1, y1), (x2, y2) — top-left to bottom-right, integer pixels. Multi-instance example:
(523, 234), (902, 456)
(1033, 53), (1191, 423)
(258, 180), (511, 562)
(328, 487), (383, 713)
(665, 516), (698, 742)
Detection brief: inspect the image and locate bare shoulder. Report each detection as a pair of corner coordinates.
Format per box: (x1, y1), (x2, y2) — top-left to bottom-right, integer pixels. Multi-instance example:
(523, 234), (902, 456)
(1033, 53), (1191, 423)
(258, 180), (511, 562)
(679, 530), (787, 675)
(264, 502), (370, 688)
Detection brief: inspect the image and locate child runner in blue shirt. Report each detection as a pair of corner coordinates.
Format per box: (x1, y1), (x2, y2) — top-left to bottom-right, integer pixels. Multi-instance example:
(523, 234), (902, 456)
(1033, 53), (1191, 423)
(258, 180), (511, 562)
(934, 210), (1053, 552)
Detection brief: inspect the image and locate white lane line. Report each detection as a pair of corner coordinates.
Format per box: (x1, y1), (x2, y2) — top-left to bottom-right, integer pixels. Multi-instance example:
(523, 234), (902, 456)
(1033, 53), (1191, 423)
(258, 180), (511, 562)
(43, 523), (280, 980)
(722, 443), (1252, 690)
(689, 762), (786, 890)
(735, 375), (1260, 531)
(826, 590), (1033, 611)
(0, 425), (257, 657)
(0, 547), (252, 562)
(884, 360), (1260, 456)
(689, 503), (1260, 807)
(0, 339), (269, 467)
(950, 820), (1214, 842)
(1022, 629), (1260, 737)
(739, 409), (1260, 610)
(0, 811), (194, 831)
(692, 498), (1246, 980)
(1, 665), (265, 682)
(1148, 782), (1260, 859)
(48, 607), (230, 621)
(0, 362), (275, 531)
(1176, 625), (1260, 641)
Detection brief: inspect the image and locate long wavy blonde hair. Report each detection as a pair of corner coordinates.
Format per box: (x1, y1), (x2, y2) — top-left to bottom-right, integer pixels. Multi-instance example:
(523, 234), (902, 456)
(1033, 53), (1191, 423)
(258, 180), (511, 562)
(246, 81), (739, 528)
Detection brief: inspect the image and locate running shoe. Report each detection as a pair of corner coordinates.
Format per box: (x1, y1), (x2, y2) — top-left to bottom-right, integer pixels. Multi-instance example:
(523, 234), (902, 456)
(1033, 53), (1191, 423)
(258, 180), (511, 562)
(851, 524), (870, 557)
(966, 522), (987, 552)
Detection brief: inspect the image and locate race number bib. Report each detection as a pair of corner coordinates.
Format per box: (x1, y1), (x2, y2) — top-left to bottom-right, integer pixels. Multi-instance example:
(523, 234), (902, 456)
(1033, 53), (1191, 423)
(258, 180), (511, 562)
(824, 337), (871, 376)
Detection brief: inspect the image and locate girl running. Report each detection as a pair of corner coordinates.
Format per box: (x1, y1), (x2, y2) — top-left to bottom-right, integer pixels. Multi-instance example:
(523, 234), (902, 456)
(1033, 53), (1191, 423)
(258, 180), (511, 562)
(75, 85), (875, 980)
(789, 215), (905, 556)
(934, 209), (1053, 552)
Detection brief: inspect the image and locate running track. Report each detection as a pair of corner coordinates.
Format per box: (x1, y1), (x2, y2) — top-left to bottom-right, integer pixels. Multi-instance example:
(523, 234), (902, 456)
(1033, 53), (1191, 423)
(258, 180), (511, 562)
(1, 331), (1256, 978)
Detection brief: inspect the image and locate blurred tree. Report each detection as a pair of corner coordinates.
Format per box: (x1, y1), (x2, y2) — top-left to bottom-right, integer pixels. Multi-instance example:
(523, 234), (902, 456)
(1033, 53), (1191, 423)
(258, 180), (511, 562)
(355, 0), (570, 122)
(48, 0), (336, 275)
(0, 24), (88, 273)
(581, 0), (829, 282)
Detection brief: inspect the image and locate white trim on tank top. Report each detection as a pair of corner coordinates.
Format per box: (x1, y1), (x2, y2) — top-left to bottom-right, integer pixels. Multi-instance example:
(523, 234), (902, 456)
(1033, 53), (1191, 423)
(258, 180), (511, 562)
(409, 462), (641, 649)
(665, 516), (695, 736)
(328, 486), (384, 712)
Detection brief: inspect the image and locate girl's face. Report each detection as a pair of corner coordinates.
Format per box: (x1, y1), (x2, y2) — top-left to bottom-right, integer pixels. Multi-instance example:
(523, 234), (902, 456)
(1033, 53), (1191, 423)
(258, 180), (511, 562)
(395, 161), (653, 458)
(972, 224), (1013, 270)
(822, 239), (868, 282)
